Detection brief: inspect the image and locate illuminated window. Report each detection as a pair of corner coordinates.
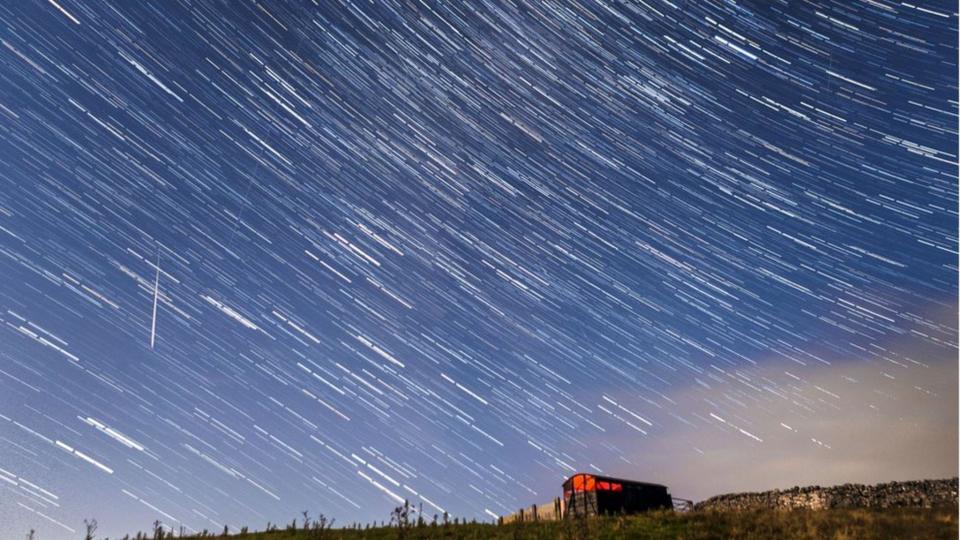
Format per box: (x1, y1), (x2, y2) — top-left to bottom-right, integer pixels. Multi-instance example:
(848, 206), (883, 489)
(571, 474), (596, 491)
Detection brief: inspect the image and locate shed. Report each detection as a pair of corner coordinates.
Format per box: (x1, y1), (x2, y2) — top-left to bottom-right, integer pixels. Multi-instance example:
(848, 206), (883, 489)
(563, 473), (673, 517)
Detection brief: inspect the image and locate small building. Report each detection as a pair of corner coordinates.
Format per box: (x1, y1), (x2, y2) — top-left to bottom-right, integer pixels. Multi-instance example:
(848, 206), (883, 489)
(563, 473), (673, 517)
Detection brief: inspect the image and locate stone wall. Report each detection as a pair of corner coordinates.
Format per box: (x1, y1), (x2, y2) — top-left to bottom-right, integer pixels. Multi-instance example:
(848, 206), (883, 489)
(694, 478), (958, 512)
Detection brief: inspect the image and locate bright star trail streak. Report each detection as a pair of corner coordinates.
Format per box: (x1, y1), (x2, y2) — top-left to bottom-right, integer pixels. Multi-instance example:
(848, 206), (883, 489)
(150, 250), (160, 350)
(0, 1), (956, 538)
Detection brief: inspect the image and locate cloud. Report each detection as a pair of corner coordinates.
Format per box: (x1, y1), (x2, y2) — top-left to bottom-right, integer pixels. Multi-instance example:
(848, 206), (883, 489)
(590, 306), (958, 502)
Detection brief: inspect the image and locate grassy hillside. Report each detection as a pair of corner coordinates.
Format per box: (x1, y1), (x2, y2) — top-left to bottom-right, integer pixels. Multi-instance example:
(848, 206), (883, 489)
(163, 506), (957, 540)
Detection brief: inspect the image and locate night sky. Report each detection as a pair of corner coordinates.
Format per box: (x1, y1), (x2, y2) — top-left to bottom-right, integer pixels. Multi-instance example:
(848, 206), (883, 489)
(0, 1), (957, 538)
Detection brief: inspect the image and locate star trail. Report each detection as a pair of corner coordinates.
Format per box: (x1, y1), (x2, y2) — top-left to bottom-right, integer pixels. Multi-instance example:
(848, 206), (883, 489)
(0, 1), (956, 538)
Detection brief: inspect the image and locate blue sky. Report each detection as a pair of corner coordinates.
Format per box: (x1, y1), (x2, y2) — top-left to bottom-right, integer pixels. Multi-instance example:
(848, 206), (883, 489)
(0, 1), (956, 538)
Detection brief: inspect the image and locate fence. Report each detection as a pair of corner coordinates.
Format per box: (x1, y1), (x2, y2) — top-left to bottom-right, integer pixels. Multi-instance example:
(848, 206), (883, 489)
(502, 495), (695, 523)
(500, 497), (566, 524)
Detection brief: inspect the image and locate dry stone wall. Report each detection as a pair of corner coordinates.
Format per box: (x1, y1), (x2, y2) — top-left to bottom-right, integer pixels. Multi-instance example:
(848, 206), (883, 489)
(694, 478), (958, 512)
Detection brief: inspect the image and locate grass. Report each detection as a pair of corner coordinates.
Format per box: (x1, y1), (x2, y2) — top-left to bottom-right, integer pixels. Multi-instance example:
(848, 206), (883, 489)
(163, 506), (958, 540)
